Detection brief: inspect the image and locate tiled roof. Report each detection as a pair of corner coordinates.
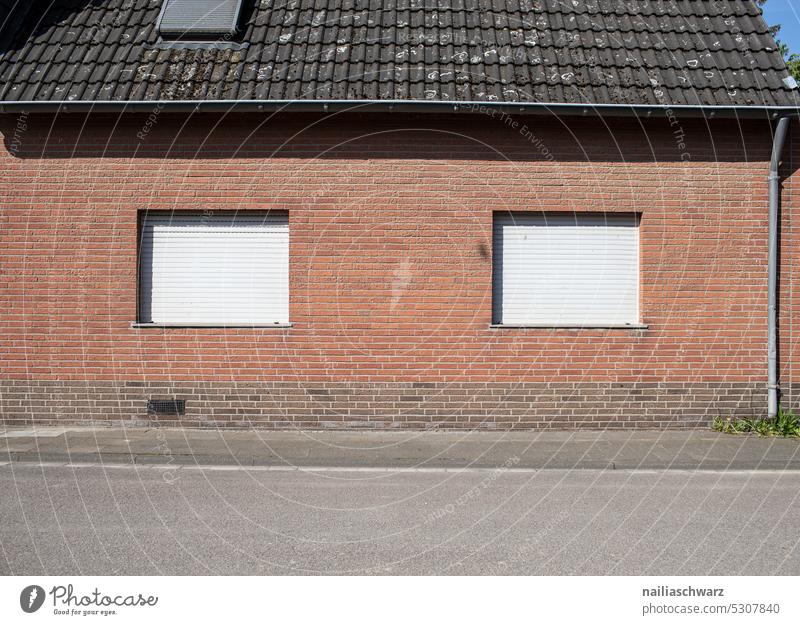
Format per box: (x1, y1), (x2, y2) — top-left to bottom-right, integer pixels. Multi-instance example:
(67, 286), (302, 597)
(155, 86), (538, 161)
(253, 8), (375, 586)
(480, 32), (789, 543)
(0, 0), (795, 107)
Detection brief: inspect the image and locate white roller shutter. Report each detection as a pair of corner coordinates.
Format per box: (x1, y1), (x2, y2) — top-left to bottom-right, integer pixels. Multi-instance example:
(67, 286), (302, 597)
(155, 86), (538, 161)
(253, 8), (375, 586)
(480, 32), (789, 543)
(492, 213), (639, 325)
(139, 212), (289, 325)
(158, 0), (244, 38)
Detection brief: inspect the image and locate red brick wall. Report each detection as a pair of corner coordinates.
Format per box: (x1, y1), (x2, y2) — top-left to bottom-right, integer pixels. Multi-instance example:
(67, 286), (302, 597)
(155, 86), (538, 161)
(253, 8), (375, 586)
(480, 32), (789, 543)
(0, 112), (796, 428)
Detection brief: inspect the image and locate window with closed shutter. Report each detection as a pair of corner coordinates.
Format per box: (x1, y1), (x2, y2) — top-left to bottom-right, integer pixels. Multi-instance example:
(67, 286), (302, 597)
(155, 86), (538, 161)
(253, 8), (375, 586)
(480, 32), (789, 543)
(138, 211), (289, 325)
(492, 213), (639, 326)
(157, 0), (244, 38)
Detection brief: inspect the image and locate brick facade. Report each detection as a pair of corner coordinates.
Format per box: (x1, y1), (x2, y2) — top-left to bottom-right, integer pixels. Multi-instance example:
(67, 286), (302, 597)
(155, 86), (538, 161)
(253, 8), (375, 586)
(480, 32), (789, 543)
(1, 112), (797, 429)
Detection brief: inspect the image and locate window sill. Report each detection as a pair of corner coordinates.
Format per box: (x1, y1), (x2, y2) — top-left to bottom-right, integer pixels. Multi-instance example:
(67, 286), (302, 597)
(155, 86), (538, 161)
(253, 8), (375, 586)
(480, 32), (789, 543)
(131, 322), (293, 328)
(490, 323), (648, 330)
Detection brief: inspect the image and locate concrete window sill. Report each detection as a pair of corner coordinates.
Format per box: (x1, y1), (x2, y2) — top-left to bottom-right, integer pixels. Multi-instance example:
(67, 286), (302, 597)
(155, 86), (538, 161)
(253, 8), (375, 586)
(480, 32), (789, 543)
(131, 322), (293, 329)
(489, 323), (648, 330)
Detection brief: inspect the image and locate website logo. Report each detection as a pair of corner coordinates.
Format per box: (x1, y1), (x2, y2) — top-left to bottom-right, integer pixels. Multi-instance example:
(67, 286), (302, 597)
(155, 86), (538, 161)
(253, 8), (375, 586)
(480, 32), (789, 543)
(20, 585), (45, 613)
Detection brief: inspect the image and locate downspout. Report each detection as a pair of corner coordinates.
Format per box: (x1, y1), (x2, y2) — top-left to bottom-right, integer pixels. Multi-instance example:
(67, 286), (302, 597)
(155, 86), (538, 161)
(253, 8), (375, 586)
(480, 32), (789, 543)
(768, 117), (791, 418)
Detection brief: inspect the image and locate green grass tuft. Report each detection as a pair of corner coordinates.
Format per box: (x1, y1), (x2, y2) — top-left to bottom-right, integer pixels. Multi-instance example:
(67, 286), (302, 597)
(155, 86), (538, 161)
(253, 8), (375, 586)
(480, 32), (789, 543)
(713, 409), (800, 437)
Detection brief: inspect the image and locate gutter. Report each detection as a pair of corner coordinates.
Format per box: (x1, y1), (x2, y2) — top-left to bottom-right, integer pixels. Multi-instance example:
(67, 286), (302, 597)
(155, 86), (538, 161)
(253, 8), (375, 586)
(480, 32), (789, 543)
(768, 117), (791, 419)
(0, 98), (798, 118)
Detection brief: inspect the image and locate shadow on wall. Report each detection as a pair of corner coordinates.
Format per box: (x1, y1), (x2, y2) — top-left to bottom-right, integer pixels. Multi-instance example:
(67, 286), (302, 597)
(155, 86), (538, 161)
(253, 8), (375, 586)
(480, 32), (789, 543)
(0, 112), (788, 169)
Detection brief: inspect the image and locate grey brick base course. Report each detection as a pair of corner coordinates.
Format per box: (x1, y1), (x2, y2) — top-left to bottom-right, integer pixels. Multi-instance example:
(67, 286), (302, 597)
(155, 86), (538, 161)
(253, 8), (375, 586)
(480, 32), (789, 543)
(0, 380), (780, 429)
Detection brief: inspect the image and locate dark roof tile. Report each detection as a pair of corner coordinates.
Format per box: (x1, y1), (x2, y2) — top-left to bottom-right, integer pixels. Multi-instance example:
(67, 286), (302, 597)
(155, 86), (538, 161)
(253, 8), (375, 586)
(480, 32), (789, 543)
(0, 0), (794, 106)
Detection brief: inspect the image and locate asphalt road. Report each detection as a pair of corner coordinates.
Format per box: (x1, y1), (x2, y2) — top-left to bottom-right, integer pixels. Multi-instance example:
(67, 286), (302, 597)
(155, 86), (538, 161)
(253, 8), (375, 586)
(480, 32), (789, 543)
(2, 463), (799, 575)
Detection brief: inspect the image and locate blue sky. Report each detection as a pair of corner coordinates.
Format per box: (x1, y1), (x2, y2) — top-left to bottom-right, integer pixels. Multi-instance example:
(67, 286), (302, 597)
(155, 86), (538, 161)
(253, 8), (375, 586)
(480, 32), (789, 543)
(762, 0), (800, 56)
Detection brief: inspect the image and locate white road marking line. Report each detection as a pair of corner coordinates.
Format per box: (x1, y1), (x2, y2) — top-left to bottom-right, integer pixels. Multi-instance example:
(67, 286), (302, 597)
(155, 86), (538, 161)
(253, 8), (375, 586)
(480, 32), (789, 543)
(2, 461), (800, 476)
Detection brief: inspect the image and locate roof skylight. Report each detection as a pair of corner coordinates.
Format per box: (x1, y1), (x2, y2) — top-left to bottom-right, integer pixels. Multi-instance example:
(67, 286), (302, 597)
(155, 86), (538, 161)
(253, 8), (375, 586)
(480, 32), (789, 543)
(157, 0), (244, 39)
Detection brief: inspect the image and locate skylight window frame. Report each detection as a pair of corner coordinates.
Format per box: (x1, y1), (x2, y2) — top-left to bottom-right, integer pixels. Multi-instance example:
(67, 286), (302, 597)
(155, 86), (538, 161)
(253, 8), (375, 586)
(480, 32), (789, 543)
(156, 0), (245, 41)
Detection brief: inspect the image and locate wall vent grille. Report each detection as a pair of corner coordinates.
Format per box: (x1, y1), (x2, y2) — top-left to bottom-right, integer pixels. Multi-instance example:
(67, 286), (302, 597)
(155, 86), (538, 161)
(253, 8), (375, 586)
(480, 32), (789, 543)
(147, 399), (186, 415)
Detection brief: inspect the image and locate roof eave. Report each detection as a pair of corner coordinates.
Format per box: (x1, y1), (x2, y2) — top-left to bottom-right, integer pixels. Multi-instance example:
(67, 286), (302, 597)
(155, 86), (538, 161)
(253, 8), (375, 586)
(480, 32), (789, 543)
(0, 99), (797, 118)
